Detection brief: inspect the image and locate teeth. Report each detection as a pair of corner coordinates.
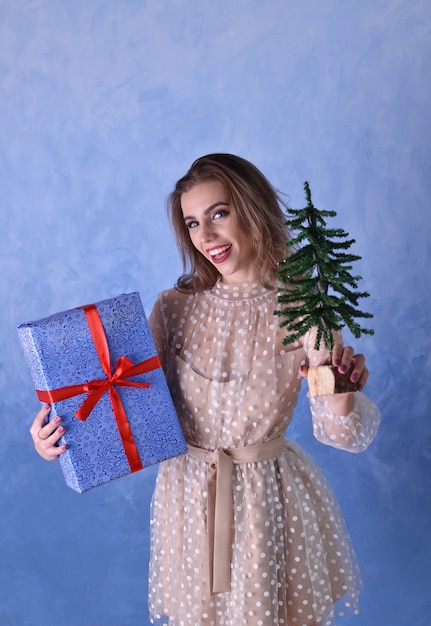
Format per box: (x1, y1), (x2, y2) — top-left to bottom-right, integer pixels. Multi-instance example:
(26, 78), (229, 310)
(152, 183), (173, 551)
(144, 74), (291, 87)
(209, 245), (231, 256)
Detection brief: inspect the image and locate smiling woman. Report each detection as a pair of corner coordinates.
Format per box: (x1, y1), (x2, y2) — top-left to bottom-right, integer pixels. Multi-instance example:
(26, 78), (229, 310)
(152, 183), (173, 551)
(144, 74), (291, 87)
(169, 154), (289, 292)
(29, 154), (380, 626)
(181, 180), (256, 284)
(146, 154), (379, 625)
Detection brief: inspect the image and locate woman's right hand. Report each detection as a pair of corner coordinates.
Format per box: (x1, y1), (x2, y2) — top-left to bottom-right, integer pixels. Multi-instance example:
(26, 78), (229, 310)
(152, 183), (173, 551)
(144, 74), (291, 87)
(29, 403), (68, 461)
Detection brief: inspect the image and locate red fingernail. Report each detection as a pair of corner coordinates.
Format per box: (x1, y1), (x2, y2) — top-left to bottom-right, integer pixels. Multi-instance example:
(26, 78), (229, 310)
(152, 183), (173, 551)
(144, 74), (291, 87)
(44, 403), (51, 410)
(58, 426), (65, 434)
(54, 416), (62, 423)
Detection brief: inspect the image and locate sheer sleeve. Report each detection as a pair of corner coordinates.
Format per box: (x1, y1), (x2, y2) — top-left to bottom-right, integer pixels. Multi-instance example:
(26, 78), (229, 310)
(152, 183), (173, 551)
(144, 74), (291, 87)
(309, 393), (381, 453)
(303, 328), (381, 453)
(148, 292), (169, 372)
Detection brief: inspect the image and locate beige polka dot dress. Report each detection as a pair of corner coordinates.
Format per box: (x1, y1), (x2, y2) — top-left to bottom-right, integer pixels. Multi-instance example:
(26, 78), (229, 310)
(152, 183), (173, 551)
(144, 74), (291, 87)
(148, 281), (380, 626)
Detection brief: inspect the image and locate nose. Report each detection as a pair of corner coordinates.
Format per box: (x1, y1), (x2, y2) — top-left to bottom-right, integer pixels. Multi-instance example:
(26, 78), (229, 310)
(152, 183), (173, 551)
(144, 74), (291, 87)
(200, 220), (215, 243)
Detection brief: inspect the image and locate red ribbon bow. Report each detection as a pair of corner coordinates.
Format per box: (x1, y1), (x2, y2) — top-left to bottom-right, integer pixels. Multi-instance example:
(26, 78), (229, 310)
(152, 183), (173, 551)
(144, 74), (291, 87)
(37, 303), (161, 472)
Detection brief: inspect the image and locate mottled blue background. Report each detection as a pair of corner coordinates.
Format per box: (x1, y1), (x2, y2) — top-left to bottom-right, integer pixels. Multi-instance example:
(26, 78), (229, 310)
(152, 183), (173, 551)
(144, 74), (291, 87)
(1, 1), (430, 625)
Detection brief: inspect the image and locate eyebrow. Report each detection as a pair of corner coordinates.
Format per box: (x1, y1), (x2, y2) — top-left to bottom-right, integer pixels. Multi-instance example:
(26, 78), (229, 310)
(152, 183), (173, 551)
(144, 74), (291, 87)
(183, 201), (229, 222)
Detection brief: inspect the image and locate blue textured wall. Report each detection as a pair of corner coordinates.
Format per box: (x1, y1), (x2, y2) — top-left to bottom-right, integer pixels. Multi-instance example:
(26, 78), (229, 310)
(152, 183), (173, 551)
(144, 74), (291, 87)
(1, 1), (430, 624)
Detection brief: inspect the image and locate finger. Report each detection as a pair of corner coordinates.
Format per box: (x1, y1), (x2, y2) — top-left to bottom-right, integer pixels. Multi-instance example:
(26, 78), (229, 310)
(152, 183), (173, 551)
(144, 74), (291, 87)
(348, 353), (366, 383)
(29, 403), (52, 438)
(43, 419), (66, 443)
(38, 442), (69, 462)
(35, 424), (68, 461)
(36, 415), (66, 442)
(299, 364), (309, 378)
(336, 346), (355, 373)
(356, 366), (369, 392)
(332, 344), (344, 367)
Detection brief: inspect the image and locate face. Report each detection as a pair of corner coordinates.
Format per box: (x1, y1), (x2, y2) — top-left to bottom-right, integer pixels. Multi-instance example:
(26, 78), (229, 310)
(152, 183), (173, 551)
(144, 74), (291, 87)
(181, 180), (256, 284)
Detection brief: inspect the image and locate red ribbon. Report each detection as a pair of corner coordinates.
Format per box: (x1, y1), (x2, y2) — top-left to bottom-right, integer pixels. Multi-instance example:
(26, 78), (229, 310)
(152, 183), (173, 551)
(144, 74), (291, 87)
(37, 303), (162, 472)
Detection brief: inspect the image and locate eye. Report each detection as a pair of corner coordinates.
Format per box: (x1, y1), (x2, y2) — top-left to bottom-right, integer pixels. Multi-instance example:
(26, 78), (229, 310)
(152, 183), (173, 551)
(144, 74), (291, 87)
(212, 209), (229, 220)
(185, 219), (199, 229)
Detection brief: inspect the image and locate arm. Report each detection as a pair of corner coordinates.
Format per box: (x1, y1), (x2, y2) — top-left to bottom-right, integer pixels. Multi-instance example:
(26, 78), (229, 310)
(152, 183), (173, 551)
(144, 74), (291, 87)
(148, 292), (169, 372)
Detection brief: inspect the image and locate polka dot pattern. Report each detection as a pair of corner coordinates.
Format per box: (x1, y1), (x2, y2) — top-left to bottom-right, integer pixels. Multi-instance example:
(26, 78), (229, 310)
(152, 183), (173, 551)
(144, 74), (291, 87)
(147, 281), (370, 625)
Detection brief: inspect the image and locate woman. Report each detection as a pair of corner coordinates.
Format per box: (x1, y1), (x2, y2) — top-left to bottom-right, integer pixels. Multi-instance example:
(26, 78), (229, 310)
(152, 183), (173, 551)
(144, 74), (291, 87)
(31, 154), (380, 626)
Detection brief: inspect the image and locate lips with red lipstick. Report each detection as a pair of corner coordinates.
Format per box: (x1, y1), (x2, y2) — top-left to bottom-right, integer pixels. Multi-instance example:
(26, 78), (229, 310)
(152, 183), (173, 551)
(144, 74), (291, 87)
(207, 244), (232, 264)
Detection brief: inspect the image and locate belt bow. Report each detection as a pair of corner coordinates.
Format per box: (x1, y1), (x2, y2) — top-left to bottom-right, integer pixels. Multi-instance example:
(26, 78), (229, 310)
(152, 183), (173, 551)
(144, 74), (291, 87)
(186, 436), (285, 594)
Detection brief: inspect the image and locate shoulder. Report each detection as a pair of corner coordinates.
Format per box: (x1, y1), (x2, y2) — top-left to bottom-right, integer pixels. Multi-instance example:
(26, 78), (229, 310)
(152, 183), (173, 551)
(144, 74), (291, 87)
(152, 286), (195, 316)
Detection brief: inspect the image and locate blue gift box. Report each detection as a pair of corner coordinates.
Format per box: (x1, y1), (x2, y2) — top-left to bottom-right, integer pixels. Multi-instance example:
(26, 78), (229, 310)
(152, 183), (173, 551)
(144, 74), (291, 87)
(18, 292), (187, 493)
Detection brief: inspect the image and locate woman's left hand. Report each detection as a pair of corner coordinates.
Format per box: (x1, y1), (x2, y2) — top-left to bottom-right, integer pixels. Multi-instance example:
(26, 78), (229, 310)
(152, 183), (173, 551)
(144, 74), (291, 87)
(300, 343), (369, 392)
(330, 344), (368, 392)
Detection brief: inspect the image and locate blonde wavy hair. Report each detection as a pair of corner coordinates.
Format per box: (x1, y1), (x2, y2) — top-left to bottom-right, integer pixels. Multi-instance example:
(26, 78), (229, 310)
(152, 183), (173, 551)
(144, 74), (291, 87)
(168, 153), (291, 292)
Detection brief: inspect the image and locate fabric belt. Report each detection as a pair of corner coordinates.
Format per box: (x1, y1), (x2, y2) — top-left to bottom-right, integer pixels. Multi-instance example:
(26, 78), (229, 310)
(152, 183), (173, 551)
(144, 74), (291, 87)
(186, 436), (285, 595)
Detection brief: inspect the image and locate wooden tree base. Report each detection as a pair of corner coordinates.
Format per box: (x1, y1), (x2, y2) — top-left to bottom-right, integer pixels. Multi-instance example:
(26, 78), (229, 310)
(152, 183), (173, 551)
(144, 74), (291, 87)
(307, 365), (358, 397)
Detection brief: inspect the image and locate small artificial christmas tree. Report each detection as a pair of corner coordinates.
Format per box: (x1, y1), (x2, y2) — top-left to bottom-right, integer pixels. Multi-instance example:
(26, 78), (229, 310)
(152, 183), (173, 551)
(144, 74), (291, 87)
(275, 181), (374, 395)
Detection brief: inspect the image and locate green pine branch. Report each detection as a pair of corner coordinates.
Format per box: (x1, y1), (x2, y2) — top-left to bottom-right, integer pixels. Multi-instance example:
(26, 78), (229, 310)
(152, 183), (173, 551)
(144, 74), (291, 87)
(275, 181), (374, 353)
